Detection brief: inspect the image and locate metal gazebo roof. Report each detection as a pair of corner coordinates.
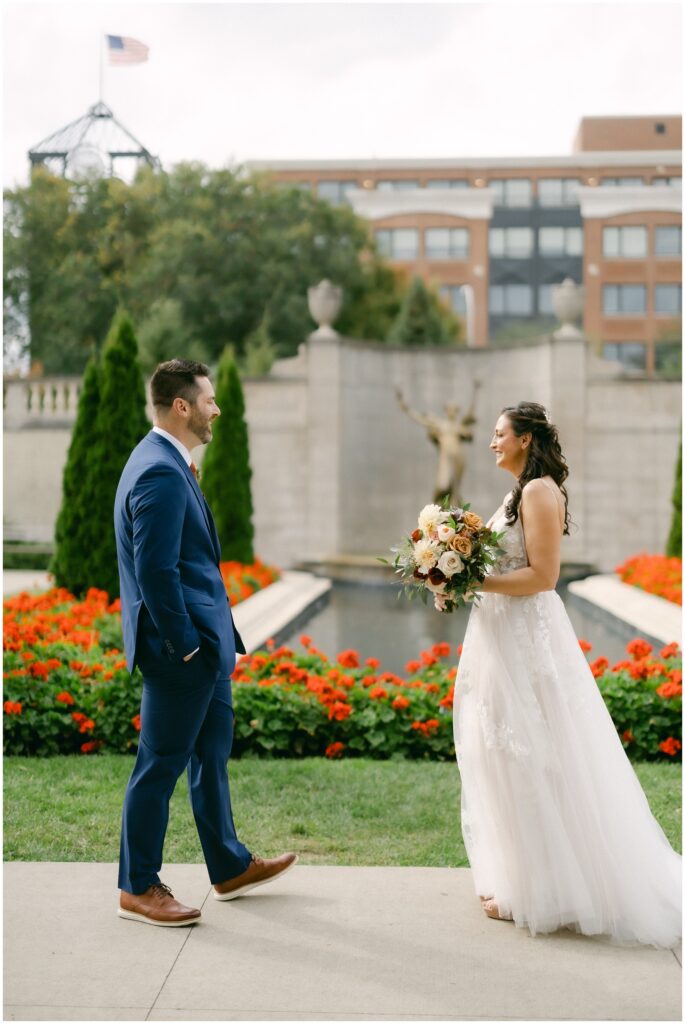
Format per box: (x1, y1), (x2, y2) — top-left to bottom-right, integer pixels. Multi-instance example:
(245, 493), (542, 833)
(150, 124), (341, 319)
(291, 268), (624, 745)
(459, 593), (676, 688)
(28, 100), (160, 181)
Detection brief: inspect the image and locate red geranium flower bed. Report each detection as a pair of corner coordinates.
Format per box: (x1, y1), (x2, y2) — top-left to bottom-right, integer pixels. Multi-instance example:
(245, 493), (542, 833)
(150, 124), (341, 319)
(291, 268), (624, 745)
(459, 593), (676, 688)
(615, 554), (682, 606)
(220, 559), (280, 604)
(2, 579), (681, 762)
(2, 561), (279, 755)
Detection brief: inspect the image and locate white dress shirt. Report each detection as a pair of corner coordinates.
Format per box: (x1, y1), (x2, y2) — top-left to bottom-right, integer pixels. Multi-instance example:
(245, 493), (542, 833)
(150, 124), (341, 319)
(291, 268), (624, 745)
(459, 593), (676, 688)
(151, 425), (199, 661)
(152, 425), (193, 466)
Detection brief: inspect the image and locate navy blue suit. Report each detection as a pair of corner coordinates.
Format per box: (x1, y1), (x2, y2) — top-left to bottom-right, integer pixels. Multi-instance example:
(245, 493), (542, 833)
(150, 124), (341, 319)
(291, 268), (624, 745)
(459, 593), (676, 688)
(114, 430), (251, 893)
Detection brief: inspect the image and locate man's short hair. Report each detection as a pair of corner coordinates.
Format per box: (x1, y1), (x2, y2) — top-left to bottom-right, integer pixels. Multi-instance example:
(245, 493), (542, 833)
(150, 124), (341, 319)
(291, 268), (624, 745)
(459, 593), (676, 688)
(150, 359), (210, 409)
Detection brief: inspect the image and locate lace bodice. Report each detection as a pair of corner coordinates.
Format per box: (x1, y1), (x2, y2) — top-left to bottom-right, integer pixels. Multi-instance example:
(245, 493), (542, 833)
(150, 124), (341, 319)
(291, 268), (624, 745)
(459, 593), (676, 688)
(486, 492), (529, 574)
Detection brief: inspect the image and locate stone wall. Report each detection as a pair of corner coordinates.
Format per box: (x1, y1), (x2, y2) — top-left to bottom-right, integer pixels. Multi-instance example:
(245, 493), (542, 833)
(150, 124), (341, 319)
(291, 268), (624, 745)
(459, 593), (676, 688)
(3, 337), (680, 572)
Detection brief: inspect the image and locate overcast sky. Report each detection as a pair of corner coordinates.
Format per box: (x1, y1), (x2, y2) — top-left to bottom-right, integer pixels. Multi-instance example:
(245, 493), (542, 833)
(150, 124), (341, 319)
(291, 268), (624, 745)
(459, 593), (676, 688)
(2, 1), (682, 189)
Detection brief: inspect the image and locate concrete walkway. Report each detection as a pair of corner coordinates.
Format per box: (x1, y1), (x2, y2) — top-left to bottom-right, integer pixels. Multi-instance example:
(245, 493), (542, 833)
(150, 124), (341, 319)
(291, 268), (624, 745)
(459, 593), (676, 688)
(4, 863), (681, 1021)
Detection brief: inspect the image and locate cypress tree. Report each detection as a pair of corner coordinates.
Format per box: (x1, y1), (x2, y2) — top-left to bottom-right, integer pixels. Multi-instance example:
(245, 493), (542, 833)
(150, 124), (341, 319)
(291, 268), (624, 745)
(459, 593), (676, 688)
(387, 277), (456, 347)
(666, 440), (682, 557)
(86, 311), (149, 597)
(50, 356), (102, 594)
(242, 313), (277, 377)
(201, 347), (255, 563)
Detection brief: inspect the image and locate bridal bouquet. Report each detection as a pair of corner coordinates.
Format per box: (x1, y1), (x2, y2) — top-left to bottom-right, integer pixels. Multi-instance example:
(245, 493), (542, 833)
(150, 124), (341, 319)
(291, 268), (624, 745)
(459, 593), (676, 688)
(387, 502), (505, 612)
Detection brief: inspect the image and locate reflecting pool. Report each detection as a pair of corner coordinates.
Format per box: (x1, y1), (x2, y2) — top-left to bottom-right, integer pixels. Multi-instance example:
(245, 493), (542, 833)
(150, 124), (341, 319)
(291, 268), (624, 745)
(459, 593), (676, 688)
(287, 580), (635, 675)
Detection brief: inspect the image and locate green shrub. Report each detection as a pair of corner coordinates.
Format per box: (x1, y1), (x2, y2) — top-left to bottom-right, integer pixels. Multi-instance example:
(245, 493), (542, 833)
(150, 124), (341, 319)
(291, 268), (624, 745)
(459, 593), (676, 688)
(50, 314), (148, 598)
(201, 347), (255, 563)
(85, 312), (149, 597)
(241, 313), (277, 376)
(387, 276), (461, 347)
(51, 357), (102, 593)
(4, 544), (53, 571)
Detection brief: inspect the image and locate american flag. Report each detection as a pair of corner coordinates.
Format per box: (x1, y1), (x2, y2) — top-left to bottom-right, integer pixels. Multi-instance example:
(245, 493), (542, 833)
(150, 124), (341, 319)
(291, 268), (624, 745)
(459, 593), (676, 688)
(106, 35), (149, 65)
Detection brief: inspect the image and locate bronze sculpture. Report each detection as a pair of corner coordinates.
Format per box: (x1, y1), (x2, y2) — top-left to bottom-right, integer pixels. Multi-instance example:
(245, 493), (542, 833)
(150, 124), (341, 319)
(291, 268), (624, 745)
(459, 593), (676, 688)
(395, 381), (481, 507)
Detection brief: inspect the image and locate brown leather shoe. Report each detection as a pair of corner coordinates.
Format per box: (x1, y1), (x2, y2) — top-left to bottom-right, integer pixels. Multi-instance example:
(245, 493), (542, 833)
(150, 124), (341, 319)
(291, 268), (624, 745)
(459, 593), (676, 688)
(118, 882), (201, 927)
(213, 852), (298, 901)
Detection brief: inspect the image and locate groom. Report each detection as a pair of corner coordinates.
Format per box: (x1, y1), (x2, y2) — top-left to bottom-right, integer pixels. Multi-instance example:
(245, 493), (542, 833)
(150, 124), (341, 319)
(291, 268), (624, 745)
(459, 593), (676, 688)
(114, 358), (296, 926)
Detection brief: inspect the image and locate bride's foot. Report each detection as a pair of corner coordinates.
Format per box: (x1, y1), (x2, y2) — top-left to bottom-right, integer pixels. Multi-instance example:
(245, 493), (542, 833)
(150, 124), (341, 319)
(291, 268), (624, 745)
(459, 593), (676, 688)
(482, 898), (513, 921)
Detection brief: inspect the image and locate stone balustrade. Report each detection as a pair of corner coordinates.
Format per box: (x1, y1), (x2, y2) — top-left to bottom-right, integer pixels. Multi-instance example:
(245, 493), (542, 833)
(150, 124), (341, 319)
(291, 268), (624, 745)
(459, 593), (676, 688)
(4, 377), (82, 429)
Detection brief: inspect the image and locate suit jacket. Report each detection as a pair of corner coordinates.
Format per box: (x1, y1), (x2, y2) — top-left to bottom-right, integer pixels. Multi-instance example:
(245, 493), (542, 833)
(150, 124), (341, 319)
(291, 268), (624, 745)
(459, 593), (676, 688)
(114, 431), (246, 681)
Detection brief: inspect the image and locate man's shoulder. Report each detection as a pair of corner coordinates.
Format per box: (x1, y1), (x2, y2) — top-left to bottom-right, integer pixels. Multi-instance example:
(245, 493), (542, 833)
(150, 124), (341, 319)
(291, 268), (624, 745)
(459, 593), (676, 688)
(119, 435), (186, 490)
(129, 433), (180, 468)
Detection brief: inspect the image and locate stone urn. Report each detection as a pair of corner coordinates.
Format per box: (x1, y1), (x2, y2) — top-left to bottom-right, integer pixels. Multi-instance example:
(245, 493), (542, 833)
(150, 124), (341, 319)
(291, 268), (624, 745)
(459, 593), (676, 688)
(307, 280), (343, 339)
(552, 278), (585, 339)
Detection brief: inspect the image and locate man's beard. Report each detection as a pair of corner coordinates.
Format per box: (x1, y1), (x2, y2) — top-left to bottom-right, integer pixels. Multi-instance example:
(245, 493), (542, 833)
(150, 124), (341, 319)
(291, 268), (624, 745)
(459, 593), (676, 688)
(188, 407), (213, 444)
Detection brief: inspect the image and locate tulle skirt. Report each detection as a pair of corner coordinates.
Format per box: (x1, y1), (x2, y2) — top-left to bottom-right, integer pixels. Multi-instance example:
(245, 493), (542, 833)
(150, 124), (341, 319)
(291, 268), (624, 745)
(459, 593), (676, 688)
(453, 589), (682, 948)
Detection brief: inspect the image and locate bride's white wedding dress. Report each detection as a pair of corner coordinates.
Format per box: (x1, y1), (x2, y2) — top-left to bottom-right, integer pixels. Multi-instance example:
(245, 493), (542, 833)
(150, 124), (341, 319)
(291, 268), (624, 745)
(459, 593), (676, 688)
(453, 488), (682, 948)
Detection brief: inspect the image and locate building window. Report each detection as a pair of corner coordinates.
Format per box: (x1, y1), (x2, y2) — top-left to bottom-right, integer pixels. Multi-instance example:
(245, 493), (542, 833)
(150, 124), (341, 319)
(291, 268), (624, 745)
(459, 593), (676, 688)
(539, 226), (583, 256)
(489, 284), (533, 315)
(425, 179), (469, 189)
(655, 122), (666, 135)
(488, 179), (532, 207)
(602, 342), (647, 370)
(602, 226), (648, 259)
(655, 226), (682, 257)
(654, 284), (682, 315)
(439, 285), (468, 316)
(538, 280), (567, 316)
(602, 284), (647, 315)
(375, 228), (419, 260)
(489, 227), (533, 258)
(600, 177), (644, 187)
(376, 180), (420, 191)
(317, 180), (357, 205)
(537, 178), (580, 206)
(425, 227), (469, 260)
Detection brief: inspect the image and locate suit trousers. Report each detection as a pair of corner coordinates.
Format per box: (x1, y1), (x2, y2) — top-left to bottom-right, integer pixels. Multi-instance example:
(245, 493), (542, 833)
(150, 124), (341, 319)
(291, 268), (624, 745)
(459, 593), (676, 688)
(118, 651), (252, 893)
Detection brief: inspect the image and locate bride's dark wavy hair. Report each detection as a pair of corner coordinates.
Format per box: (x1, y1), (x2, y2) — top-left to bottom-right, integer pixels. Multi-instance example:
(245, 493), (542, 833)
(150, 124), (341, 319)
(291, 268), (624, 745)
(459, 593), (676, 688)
(501, 402), (571, 536)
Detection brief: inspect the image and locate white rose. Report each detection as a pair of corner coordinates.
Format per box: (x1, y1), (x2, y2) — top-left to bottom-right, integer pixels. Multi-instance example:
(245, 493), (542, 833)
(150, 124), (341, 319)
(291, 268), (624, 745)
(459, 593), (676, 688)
(425, 576), (447, 594)
(437, 550), (464, 578)
(434, 593), (448, 612)
(413, 538), (440, 574)
(437, 523), (456, 543)
(418, 503), (449, 535)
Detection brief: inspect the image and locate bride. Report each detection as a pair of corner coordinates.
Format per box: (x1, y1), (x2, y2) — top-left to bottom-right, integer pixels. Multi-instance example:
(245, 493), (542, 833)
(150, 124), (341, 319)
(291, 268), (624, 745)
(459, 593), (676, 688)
(452, 401), (681, 948)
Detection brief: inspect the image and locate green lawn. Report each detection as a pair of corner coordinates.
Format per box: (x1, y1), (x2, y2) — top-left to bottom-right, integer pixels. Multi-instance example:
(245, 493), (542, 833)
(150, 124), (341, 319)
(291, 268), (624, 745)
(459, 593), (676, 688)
(4, 756), (681, 865)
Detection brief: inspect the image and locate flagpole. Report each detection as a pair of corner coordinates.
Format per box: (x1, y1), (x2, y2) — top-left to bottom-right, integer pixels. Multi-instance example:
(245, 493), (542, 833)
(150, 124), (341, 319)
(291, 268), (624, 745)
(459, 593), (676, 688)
(99, 32), (105, 102)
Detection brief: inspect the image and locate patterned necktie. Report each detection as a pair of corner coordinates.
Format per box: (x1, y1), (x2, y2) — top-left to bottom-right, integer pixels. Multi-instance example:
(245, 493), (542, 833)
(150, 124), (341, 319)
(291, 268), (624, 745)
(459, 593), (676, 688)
(190, 461), (200, 483)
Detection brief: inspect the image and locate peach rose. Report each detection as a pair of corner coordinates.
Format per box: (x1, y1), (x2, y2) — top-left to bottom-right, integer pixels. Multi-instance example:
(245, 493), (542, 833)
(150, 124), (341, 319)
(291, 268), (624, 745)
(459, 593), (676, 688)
(462, 511), (483, 531)
(450, 533), (473, 557)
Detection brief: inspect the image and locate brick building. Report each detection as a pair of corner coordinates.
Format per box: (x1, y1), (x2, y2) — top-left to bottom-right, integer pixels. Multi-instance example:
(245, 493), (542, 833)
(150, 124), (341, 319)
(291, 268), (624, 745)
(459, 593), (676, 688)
(249, 115), (682, 373)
